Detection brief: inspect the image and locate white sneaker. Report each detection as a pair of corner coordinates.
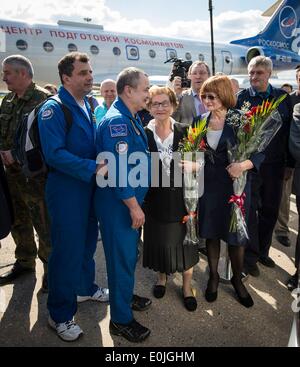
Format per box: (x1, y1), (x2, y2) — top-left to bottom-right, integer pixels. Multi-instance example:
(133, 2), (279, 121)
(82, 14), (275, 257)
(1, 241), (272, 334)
(48, 316), (83, 342)
(77, 287), (109, 303)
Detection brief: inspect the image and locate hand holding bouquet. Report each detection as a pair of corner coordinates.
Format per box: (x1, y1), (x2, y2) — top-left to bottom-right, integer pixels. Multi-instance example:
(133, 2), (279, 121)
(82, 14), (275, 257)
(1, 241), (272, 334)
(178, 118), (207, 246)
(227, 94), (286, 242)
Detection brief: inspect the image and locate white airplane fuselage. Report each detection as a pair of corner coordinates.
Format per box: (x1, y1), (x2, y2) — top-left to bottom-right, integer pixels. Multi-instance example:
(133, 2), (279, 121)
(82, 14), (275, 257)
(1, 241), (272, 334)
(0, 19), (248, 89)
(1, 0), (300, 91)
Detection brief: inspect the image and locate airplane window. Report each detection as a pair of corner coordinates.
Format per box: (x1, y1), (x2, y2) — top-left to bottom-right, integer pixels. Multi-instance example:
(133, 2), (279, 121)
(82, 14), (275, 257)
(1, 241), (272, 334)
(126, 46), (139, 61)
(149, 50), (156, 58)
(43, 41), (54, 53)
(16, 39), (28, 51)
(169, 51), (176, 59)
(198, 53), (204, 61)
(113, 47), (121, 56)
(68, 43), (78, 52)
(225, 55), (231, 64)
(130, 48), (138, 57)
(90, 45), (99, 55)
(185, 52), (192, 61)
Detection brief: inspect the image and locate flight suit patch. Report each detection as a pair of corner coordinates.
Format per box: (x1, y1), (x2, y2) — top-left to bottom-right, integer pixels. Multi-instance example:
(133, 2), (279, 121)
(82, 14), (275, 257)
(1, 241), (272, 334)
(115, 141), (128, 154)
(110, 124), (128, 138)
(41, 108), (54, 120)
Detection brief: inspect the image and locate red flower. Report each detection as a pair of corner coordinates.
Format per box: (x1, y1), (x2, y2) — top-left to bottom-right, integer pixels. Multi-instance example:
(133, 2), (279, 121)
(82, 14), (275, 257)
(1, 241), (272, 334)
(199, 138), (206, 150)
(243, 122), (251, 133)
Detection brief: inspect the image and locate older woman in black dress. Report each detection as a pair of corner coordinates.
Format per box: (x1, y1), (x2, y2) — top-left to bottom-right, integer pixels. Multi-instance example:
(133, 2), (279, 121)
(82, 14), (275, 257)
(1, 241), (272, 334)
(143, 86), (199, 311)
(198, 75), (264, 307)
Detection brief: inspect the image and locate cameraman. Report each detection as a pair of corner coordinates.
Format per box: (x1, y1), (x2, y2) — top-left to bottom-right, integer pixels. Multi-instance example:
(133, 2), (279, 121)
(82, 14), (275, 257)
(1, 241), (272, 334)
(170, 76), (183, 99)
(172, 61), (211, 125)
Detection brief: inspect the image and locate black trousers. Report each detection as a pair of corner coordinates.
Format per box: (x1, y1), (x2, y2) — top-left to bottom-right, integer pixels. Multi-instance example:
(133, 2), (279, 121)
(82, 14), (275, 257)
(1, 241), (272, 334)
(245, 164), (285, 266)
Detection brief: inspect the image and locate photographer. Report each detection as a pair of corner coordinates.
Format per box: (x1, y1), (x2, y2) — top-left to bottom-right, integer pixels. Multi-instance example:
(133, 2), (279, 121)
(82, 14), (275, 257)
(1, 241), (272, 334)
(171, 76), (183, 99)
(172, 61), (211, 125)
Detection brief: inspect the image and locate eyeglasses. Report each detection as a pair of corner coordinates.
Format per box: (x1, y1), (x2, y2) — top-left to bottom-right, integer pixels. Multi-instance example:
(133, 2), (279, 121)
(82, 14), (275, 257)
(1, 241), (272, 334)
(151, 101), (171, 108)
(200, 94), (218, 101)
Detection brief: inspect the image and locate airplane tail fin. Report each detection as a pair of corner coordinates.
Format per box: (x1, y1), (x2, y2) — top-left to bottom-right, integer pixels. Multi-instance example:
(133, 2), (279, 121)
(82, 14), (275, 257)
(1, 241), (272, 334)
(230, 0), (300, 54)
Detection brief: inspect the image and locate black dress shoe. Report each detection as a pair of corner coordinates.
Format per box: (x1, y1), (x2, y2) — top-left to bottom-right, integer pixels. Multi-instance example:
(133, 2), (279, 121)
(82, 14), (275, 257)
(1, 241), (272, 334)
(258, 256), (275, 268)
(0, 261), (35, 285)
(276, 235), (291, 247)
(230, 277), (254, 308)
(205, 274), (219, 303)
(287, 272), (299, 291)
(109, 319), (150, 343)
(183, 288), (197, 311)
(153, 284), (166, 299)
(131, 294), (152, 311)
(243, 263), (260, 277)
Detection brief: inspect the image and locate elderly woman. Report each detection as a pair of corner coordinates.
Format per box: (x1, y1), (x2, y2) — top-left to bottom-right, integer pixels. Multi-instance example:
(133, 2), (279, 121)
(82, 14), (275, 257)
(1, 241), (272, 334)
(143, 86), (199, 311)
(198, 75), (264, 308)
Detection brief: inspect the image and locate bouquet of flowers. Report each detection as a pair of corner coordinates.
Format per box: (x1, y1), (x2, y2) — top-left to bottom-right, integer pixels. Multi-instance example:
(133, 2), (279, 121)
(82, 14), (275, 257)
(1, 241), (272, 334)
(227, 95), (287, 242)
(178, 118), (207, 246)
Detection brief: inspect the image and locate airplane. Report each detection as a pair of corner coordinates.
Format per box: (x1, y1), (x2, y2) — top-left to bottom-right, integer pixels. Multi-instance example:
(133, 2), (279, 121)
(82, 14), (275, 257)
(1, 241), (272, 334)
(0, 0), (300, 90)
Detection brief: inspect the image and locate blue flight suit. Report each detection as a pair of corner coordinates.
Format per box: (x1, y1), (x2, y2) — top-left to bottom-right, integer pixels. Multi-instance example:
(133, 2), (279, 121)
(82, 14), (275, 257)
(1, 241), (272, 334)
(38, 86), (98, 323)
(94, 97), (150, 324)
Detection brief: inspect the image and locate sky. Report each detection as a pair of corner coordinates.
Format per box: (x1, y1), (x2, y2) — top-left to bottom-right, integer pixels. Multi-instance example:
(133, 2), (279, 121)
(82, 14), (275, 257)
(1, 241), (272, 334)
(1, 0), (277, 43)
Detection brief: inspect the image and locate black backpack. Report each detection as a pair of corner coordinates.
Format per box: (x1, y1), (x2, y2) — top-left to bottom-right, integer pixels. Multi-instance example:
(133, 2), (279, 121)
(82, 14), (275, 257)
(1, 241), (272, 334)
(15, 95), (73, 178)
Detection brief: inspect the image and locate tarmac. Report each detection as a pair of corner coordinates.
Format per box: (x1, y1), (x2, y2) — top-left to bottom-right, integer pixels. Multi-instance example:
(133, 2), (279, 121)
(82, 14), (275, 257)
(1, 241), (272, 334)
(0, 198), (298, 347)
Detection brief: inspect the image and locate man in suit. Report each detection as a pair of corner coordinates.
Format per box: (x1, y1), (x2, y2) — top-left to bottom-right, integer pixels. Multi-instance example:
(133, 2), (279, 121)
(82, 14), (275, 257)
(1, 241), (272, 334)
(236, 56), (293, 277)
(287, 102), (300, 290)
(274, 71), (300, 248)
(172, 61), (210, 125)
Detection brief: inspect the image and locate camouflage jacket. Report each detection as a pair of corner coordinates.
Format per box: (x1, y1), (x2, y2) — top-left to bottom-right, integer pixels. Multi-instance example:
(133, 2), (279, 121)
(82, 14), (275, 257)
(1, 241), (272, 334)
(0, 82), (50, 155)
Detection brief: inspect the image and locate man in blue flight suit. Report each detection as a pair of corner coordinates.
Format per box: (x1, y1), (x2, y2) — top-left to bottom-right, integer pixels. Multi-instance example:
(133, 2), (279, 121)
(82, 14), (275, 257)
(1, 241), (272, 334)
(38, 52), (109, 342)
(95, 67), (152, 343)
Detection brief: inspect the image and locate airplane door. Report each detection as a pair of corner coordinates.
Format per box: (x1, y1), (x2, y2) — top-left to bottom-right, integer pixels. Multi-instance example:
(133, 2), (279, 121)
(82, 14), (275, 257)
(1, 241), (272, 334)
(221, 51), (233, 74)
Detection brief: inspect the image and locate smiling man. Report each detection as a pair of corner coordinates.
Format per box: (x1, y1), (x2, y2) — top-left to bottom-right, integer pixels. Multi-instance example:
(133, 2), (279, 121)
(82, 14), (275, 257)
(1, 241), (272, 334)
(94, 67), (152, 343)
(38, 52), (109, 342)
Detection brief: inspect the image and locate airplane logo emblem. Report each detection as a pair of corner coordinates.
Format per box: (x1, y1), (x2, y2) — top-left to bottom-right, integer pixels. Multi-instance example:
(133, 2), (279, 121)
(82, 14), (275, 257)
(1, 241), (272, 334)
(279, 6), (298, 39)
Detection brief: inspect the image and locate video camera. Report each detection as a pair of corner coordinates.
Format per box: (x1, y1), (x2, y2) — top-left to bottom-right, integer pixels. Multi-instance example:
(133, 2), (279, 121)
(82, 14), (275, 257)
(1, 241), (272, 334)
(165, 57), (192, 88)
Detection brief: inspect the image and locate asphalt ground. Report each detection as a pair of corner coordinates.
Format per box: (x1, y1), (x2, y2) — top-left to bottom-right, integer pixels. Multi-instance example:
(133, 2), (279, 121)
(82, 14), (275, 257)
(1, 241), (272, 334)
(0, 198), (298, 347)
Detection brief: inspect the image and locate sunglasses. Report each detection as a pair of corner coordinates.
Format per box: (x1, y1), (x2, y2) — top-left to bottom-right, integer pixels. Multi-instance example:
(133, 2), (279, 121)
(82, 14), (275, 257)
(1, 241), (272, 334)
(201, 94), (218, 101)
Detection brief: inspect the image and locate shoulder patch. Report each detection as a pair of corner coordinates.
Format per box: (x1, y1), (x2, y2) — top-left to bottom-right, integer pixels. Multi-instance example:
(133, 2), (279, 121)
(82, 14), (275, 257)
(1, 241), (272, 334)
(115, 141), (129, 155)
(109, 124), (128, 138)
(41, 108), (54, 120)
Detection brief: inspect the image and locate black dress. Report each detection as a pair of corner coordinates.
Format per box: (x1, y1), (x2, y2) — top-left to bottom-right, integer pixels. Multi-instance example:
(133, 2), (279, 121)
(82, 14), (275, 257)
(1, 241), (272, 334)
(197, 111), (263, 246)
(143, 122), (199, 274)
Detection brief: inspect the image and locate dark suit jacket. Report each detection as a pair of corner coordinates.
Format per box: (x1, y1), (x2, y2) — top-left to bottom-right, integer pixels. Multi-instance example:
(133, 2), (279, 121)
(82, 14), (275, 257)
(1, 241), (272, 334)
(236, 85), (293, 166)
(143, 122), (188, 223)
(0, 159), (14, 239)
(290, 103), (300, 196)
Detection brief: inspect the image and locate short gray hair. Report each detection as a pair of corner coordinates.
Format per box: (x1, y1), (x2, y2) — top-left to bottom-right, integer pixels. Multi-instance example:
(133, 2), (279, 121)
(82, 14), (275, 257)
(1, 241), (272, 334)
(2, 54), (34, 78)
(248, 56), (273, 73)
(116, 67), (148, 95)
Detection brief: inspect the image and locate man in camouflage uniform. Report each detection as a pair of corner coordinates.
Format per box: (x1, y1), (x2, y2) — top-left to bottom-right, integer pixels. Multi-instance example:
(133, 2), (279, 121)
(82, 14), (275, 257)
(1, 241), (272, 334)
(0, 55), (51, 290)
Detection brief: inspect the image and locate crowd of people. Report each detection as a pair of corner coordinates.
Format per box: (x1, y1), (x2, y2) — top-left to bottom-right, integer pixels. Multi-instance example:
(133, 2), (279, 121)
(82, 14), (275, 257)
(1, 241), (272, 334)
(0, 52), (299, 344)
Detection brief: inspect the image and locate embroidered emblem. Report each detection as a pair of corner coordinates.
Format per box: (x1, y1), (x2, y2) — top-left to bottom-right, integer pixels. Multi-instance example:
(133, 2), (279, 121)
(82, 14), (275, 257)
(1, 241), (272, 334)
(115, 141), (129, 154)
(41, 108), (54, 120)
(110, 124), (128, 138)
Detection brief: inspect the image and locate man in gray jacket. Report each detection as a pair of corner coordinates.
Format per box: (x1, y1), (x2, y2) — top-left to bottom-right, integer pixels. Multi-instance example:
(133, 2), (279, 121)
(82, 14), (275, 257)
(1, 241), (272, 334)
(172, 61), (210, 125)
(288, 102), (300, 290)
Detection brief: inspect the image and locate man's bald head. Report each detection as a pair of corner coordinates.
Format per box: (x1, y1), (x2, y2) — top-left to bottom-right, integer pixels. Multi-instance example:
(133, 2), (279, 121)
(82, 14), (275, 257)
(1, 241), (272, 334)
(100, 79), (117, 108)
